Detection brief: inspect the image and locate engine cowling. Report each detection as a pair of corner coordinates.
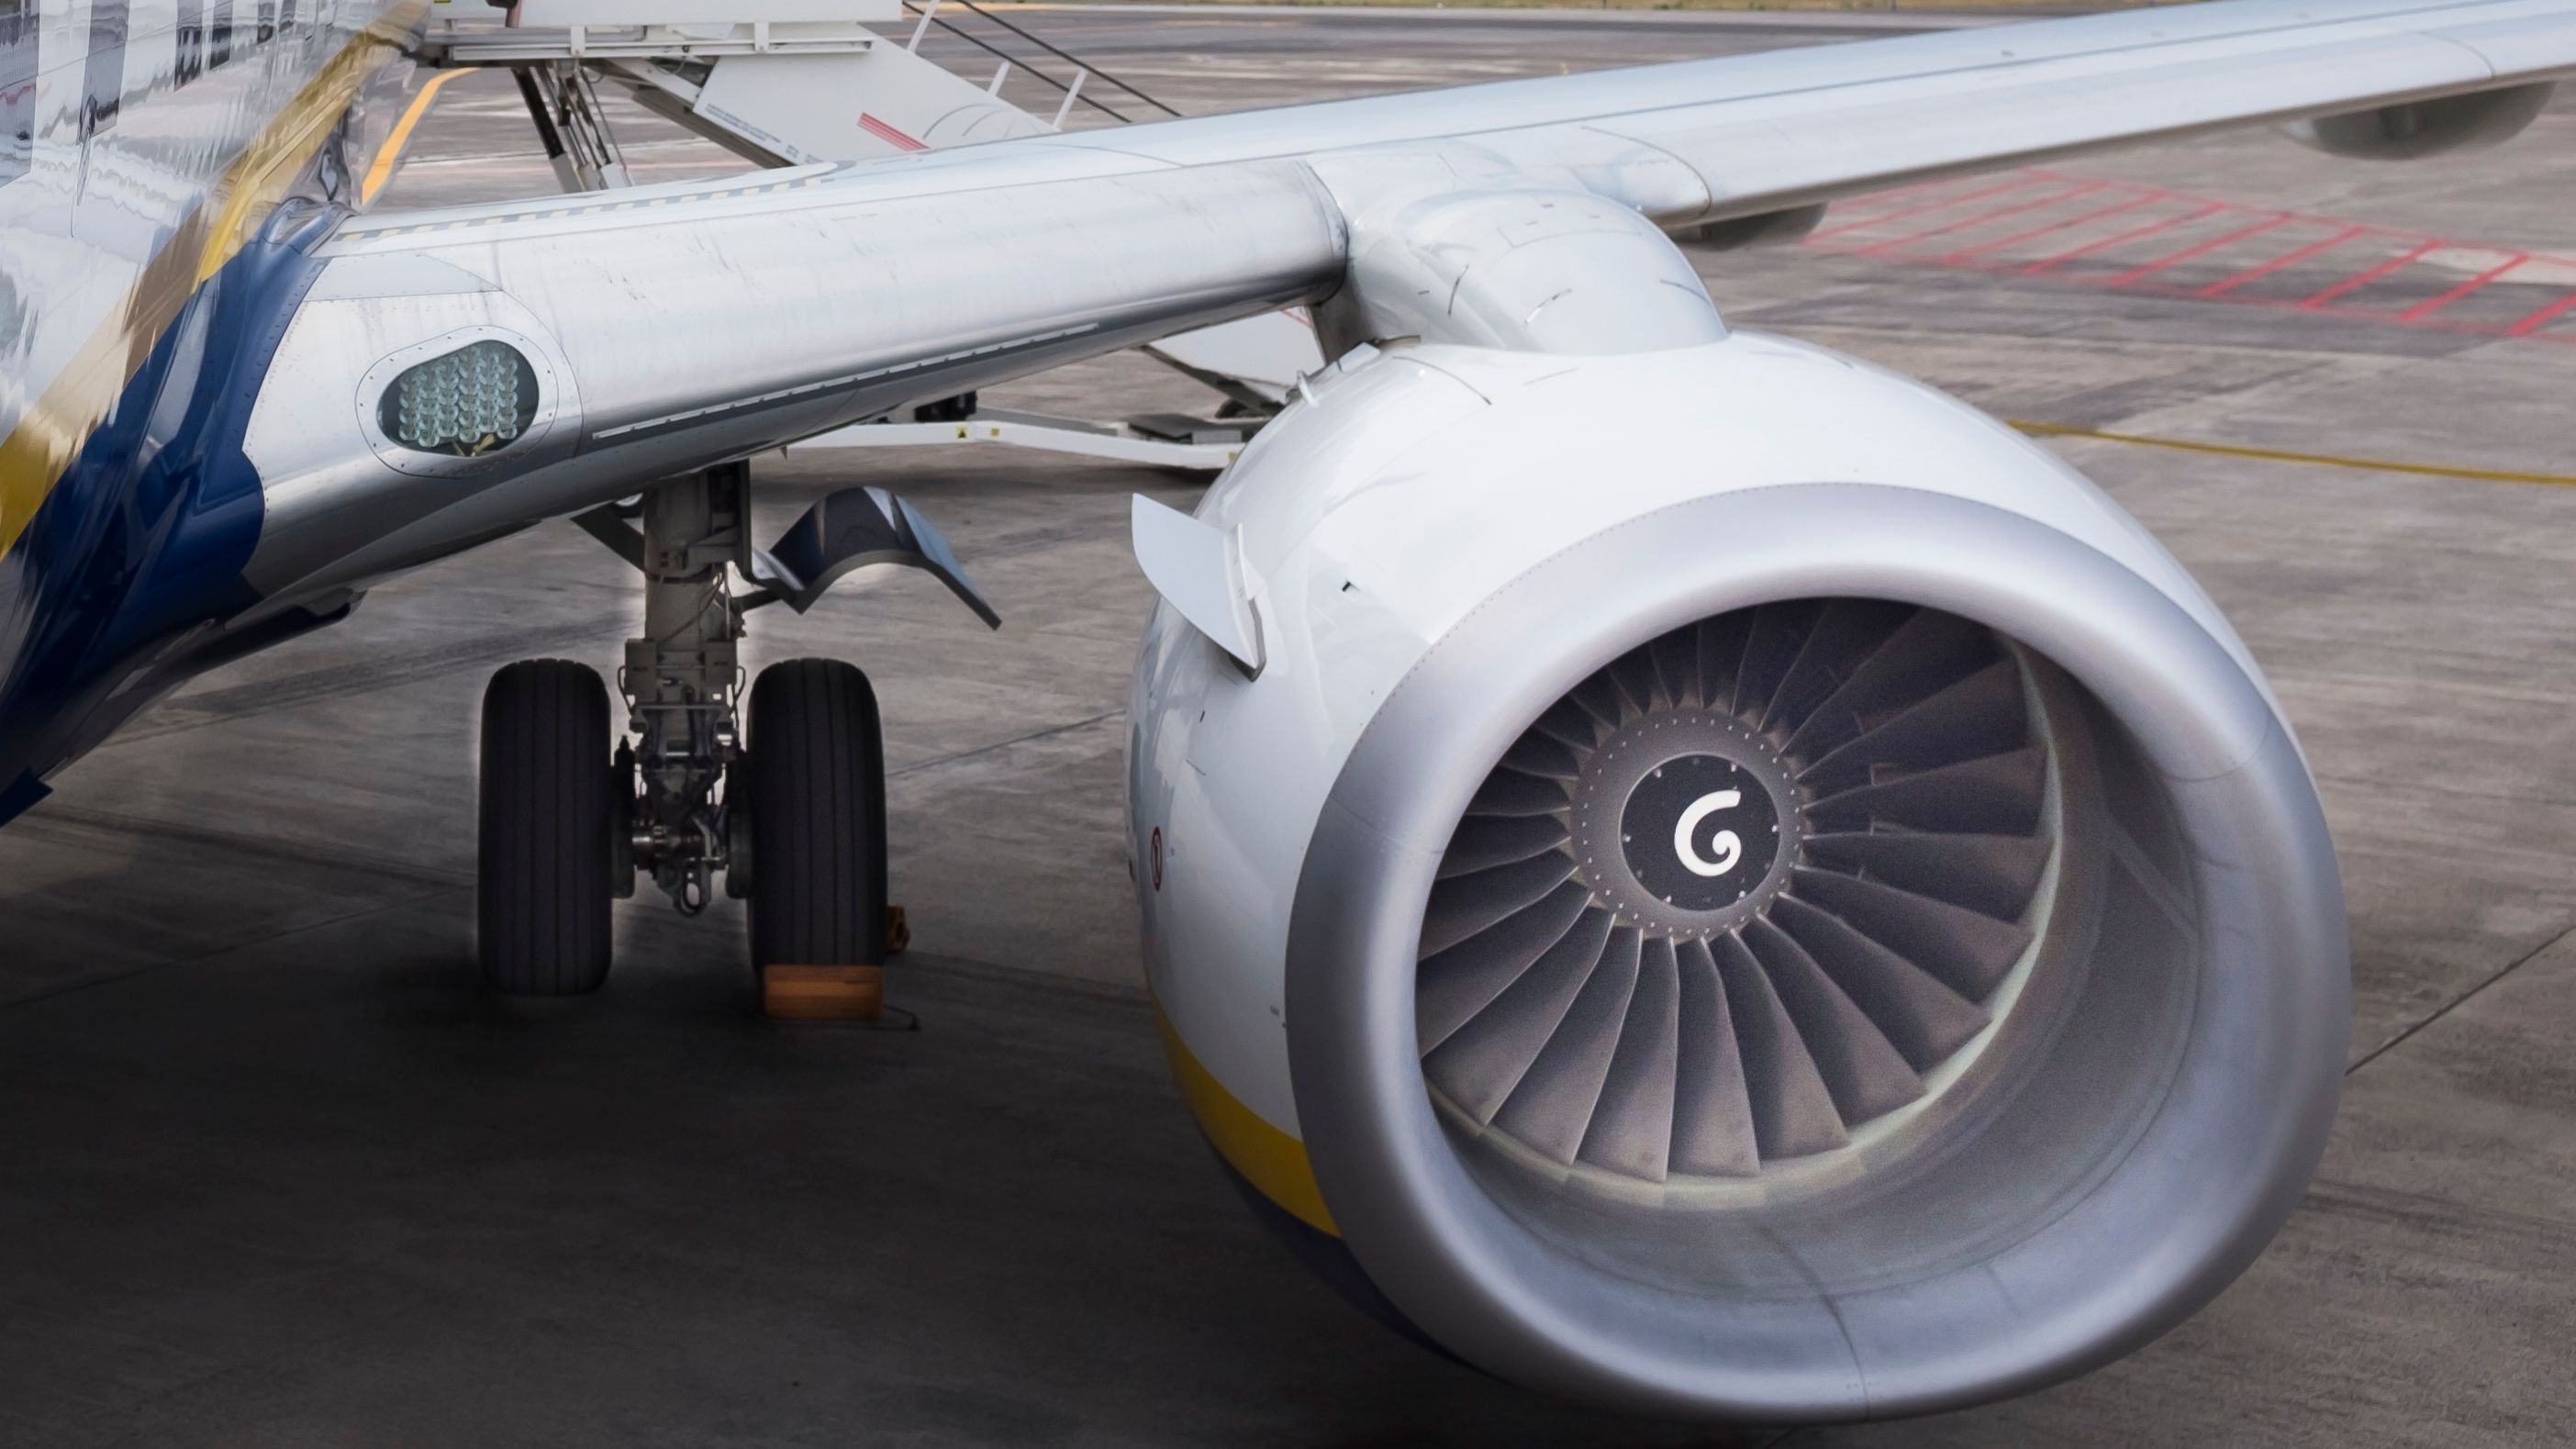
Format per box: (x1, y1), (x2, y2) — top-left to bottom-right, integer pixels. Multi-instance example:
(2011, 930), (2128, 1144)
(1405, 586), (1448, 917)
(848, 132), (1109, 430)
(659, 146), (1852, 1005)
(1127, 330), (2346, 1421)
(2281, 81), (2554, 161)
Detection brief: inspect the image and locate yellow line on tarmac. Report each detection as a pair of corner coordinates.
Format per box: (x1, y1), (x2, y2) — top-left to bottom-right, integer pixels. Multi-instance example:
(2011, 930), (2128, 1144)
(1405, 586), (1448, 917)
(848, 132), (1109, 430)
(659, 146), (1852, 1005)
(2009, 420), (2576, 490)
(361, 67), (467, 206)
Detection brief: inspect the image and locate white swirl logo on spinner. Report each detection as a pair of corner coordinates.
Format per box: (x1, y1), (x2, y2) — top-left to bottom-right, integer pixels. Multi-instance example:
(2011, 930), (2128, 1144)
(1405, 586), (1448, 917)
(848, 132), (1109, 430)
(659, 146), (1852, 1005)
(1673, 789), (1745, 878)
(1617, 753), (1784, 917)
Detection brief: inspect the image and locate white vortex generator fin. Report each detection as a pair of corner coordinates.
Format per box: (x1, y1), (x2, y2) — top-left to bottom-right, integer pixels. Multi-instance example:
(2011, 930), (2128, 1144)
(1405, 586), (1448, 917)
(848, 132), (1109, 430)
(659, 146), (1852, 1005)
(1132, 495), (1266, 676)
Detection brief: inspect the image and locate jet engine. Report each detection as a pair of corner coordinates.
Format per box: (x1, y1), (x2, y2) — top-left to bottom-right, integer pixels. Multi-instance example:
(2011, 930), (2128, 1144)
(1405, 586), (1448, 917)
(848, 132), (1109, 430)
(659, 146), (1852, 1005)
(1127, 329), (2347, 1421)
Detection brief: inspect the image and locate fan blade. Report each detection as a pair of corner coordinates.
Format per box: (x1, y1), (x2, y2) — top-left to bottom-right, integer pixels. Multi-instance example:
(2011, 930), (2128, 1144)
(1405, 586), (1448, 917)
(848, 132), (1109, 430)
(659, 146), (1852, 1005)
(1761, 600), (1912, 738)
(1531, 697), (1603, 752)
(1500, 730), (1583, 781)
(1801, 660), (2026, 788)
(1417, 880), (1594, 1052)
(1464, 768), (1570, 819)
(1744, 919), (1924, 1126)
(1568, 672), (1630, 732)
(1770, 895), (1991, 1071)
(1650, 625), (1703, 712)
(1807, 746), (2046, 835)
(1493, 927), (1645, 1165)
(1423, 908), (1616, 1124)
(1609, 646), (1662, 717)
(1438, 815), (1573, 880)
(1578, 936), (1683, 1182)
(1709, 931), (1847, 1159)
(1803, 831), (2051, 920)
(1789, 868), (2035, 1000)
(1421, 852), (1576, 957)
(1731, 602), (1821, 722)
(1670, 939), (1761, 1176)
(1780, 609), (1999, 761)
(1698, 612), (1754, 718)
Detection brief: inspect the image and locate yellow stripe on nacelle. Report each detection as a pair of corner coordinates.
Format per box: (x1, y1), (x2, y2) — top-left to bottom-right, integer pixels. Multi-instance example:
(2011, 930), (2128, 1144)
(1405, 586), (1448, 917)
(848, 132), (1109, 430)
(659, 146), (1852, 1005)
(1154, 1004), (1338, 1237)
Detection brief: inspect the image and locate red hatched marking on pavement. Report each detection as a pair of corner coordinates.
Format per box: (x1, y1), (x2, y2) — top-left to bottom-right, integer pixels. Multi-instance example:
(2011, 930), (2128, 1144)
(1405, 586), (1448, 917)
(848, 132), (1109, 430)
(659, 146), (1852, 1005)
(1935, 188), (2163, 264)
(2507, 291), (2576, 337)
(2296, 239), (2441, 309)
(2101, 213), (2293, 288)
(2018, 201), (2225, 275)
(2199, 226), (2365, 297)
(2398, 253), (2527, 321)
(1808, 172), (1989, 224)
(1859, 179), (2112, 257)
(1802, 168), (2576, 345)
(1801, 173), (2057, 244)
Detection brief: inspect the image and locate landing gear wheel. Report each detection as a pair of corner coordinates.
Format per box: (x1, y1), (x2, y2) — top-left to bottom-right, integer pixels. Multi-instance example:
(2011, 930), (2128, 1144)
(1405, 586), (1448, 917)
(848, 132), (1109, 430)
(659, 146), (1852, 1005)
(745, 659), (889, 977)
(477, 659), (618, 995)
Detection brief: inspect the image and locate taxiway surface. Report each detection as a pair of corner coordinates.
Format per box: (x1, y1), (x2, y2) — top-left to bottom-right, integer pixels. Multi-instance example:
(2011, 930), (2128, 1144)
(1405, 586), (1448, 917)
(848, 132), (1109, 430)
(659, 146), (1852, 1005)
(4, 7), (2573, 1445)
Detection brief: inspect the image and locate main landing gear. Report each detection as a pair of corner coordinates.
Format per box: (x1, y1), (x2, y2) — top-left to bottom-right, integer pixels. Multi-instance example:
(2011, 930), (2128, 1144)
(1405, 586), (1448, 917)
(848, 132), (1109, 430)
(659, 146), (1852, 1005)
(474, 460), (998, 1002)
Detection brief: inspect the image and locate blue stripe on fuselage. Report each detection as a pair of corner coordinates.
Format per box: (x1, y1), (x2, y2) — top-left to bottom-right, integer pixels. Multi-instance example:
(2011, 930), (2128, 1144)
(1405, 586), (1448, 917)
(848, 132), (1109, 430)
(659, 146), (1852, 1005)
(0, 201), (338, 823)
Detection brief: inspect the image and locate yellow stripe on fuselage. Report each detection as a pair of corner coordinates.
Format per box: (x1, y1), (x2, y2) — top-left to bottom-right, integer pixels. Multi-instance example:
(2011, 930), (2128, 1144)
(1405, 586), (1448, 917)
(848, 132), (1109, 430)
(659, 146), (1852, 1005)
(0, 2), (429, 567)
(1154, 1003), (1339, 1236)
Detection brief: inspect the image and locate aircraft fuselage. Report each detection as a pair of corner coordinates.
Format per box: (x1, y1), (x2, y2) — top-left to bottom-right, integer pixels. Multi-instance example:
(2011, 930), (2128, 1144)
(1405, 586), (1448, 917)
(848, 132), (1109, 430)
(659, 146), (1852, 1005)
(0, 0), (417, 823)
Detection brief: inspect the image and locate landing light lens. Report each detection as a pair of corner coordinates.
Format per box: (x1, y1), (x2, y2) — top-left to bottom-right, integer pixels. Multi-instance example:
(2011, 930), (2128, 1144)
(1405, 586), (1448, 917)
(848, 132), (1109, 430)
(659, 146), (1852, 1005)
(380, 340), (539, 457)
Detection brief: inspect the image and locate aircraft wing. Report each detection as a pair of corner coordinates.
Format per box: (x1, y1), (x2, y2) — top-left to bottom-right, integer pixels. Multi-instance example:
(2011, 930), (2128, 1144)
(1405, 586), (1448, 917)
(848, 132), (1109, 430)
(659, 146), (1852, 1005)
(246, 0), (2576, 602)
(989, 0), (2576, 228)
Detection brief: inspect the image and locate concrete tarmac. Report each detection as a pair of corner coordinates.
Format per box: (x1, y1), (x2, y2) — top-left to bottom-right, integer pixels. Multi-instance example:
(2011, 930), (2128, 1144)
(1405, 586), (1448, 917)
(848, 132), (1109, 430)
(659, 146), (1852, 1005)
(6, 7), (2575, 1445)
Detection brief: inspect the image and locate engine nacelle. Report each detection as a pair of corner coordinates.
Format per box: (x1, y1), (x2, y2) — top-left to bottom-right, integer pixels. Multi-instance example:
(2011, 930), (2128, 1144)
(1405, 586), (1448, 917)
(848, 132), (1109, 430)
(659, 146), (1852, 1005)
(2282, 81), (2554, 160)
(1669, 204), (1829, 252)
(1128, 331), (2347, 1421)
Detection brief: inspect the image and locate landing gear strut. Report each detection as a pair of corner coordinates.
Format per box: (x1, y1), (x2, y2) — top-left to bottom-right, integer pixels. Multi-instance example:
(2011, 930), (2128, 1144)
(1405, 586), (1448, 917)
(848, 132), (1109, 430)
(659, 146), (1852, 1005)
(620, 461), (752, 919)
(473, 459), (998, 998)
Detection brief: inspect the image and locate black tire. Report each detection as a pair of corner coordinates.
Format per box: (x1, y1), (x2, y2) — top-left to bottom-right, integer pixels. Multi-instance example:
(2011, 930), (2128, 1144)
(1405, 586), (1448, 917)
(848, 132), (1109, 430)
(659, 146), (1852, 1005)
(746, 659), (888, 974)
(477, 659), (618, 995)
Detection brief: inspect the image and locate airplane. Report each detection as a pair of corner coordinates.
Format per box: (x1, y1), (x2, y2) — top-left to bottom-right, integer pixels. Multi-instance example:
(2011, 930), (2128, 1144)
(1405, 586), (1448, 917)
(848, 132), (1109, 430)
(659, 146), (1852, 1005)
(3, 0), (2570, 1425)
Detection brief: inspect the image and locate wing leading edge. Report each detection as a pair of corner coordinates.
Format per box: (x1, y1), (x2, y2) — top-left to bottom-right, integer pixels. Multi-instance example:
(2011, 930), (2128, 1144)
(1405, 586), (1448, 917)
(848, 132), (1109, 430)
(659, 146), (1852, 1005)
(348, 0), (2576, 241)
(1001, 0), (2576, 226)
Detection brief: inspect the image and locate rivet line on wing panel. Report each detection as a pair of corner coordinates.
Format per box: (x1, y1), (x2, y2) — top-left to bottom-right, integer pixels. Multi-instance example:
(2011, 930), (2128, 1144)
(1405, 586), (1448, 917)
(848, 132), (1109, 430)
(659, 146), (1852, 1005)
(591, 324), (1105, 442)
(340, 176), (826, 242)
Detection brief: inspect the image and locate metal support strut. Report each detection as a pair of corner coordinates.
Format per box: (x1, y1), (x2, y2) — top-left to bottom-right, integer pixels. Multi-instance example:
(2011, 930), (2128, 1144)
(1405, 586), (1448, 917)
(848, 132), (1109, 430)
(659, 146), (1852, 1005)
(511, 59), (630, 193)
(618, 463), (752, 915)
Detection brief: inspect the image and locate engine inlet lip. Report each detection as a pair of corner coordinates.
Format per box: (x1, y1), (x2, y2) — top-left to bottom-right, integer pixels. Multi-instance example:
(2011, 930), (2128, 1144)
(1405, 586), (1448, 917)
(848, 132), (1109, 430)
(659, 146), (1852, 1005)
(1287, 483), (2347, 1422)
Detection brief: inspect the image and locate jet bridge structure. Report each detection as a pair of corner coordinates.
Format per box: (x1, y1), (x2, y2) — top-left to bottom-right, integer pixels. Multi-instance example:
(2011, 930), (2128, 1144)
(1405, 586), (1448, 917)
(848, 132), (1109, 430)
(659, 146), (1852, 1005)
(414, 0), (1321, 472)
